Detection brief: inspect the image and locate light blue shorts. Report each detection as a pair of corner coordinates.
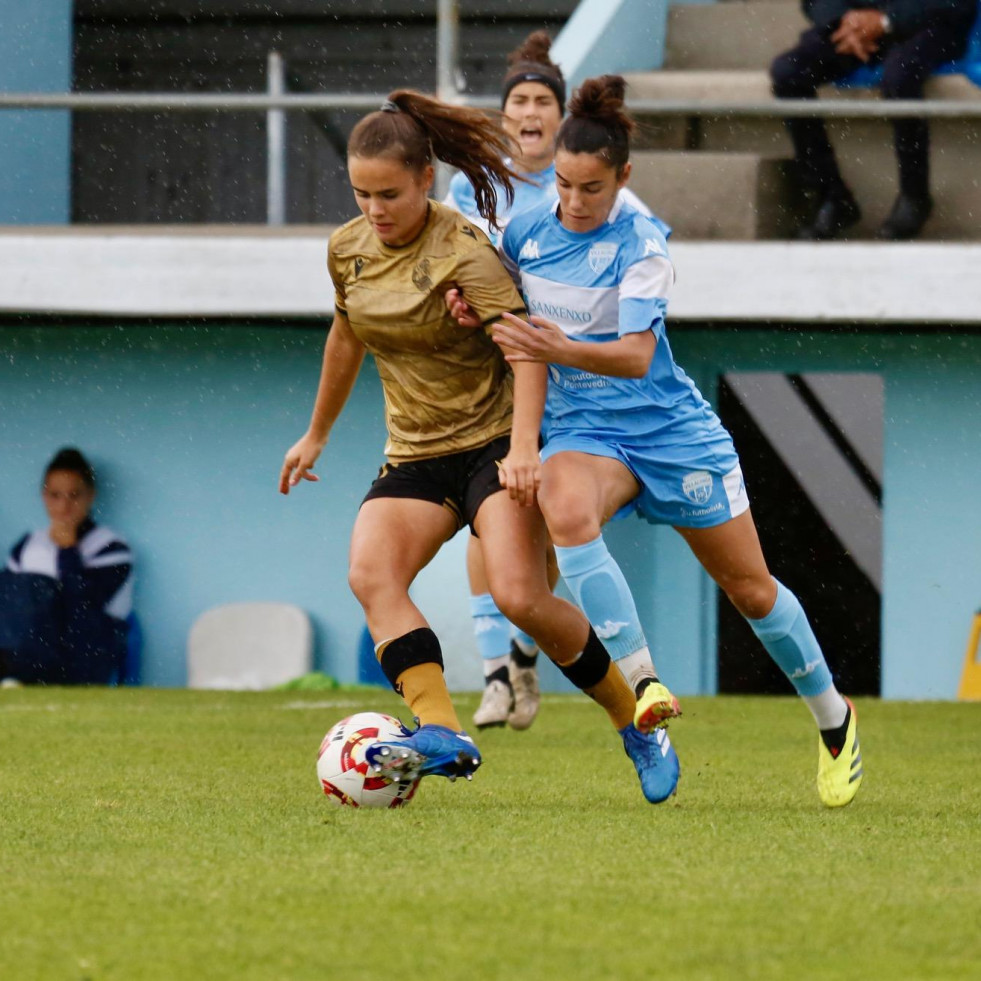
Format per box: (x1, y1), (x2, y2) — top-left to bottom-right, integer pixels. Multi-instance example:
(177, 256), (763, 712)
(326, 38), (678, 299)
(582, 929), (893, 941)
(540, 431), (750, 529)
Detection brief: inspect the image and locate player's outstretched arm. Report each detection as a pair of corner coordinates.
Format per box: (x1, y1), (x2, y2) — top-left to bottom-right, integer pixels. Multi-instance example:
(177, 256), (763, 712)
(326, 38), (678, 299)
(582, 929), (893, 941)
(280, 311), (366, 495)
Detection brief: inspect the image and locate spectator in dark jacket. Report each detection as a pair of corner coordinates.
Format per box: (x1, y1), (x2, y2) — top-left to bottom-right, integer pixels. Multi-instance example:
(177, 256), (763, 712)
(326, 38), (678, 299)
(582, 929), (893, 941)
(0, 448), (133, 685)
(771, 0), (976, 239)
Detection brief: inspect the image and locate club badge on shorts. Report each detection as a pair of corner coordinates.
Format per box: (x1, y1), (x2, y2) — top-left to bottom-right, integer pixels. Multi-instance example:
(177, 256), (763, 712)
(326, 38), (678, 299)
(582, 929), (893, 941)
(682, 471), (714, 506)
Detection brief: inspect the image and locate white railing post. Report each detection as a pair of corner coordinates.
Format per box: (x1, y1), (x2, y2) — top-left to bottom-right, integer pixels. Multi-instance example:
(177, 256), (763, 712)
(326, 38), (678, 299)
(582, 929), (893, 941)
(434, 0), (461, 200)
(267, 50), (286, 225)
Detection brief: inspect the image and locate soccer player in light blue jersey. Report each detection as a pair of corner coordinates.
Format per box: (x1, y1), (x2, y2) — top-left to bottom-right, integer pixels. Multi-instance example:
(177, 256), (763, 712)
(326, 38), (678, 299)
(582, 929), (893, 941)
(489, 75), (863, 808)
(445, 33), (676, 736)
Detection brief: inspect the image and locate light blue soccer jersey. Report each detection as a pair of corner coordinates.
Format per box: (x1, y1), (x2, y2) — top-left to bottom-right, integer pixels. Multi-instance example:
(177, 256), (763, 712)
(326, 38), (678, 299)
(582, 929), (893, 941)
(501, 193), (727, 450)
(444, 161), (663, 247)
(444, 161), (559, 247)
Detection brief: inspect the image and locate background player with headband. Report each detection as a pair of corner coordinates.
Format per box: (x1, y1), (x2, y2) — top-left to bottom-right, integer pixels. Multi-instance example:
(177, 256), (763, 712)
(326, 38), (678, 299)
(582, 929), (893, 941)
(444, 32), (678, 737)
(487, 74), (863, 807)
(280, 90), (678, 802)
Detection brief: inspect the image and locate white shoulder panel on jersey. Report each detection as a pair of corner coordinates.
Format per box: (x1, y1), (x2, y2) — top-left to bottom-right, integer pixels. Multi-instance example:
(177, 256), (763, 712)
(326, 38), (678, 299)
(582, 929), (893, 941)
(620, 254), (675, 301)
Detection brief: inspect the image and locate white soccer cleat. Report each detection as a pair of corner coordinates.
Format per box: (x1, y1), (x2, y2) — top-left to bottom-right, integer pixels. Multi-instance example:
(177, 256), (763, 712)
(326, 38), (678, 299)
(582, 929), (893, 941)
(472, 677), (514, 730)
(507, 661), (541, 730)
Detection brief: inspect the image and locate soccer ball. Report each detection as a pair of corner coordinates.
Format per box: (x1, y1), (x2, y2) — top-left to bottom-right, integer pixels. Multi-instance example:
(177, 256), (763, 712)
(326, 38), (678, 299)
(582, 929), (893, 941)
(317, 711), (421, 809)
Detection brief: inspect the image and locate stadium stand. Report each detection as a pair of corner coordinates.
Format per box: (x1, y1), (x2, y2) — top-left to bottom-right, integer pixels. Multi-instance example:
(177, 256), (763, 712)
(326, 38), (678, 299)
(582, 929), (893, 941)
(624, 0), (981, 240)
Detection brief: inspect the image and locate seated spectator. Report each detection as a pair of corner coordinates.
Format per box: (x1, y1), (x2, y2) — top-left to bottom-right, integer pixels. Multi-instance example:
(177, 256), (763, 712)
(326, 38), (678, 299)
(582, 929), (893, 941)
(0, 448), (133, 685)
(771, 1), (976, 240)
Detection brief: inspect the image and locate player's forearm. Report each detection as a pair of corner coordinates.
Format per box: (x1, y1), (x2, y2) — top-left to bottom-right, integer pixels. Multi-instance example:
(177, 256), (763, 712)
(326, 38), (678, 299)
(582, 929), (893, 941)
(509, 361), (547, 452)
(560, 331), (656, 379)
(306, 313), (366, 442)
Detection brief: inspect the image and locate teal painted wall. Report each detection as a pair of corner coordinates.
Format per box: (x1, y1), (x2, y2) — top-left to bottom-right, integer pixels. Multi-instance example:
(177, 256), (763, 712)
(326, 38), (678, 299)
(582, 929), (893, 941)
(0, 324), (386, 686)
(0, 0), (73, 223)
(2, 321), (979, 698)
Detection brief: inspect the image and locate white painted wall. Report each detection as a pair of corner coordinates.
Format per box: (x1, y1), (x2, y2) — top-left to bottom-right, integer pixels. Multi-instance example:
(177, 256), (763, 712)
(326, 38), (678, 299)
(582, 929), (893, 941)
(3, 231), (979, 324)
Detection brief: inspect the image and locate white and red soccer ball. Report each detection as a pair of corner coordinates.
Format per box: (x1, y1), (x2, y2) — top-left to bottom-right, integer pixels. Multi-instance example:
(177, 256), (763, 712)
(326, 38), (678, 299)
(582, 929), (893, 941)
(317, 711), (420, 809)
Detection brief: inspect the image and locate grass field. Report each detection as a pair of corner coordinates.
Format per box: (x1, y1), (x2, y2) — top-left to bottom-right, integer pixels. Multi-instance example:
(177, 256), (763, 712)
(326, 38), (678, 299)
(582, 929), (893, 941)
(2, 688), (980, 981)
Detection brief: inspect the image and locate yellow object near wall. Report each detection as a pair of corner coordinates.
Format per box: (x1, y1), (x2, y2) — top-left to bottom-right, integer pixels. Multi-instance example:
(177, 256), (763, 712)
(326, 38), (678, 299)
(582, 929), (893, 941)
(957, 612), (981, 700)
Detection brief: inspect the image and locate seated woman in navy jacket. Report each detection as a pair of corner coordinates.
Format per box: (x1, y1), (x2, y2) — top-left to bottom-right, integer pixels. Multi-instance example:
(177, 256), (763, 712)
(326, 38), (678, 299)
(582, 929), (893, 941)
(0, 448), (133, 685)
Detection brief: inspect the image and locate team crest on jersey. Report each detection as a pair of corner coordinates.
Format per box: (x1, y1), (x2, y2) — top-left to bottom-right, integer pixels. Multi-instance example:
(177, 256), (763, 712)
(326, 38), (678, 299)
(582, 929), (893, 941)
(682, 471), (714, 505)
(412, 258), (432, 292)
(548, 365), (561, 384)
(588, 242), (618, 273)
(519, 239), (540, 260)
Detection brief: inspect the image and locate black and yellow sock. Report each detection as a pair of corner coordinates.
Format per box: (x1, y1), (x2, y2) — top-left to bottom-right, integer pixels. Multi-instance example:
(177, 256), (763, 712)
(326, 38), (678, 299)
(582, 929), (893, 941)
(557, 627), (636, 730)
(376, 628), (461, 731)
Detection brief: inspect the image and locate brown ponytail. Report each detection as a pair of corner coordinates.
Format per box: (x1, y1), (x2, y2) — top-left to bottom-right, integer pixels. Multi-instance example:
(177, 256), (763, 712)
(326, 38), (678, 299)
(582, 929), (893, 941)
(348, 90), (520, 227)
(556, 74), (635, 175)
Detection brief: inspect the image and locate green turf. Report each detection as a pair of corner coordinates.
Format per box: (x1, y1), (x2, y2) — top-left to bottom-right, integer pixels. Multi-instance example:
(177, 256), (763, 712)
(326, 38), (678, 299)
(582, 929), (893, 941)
(1, 689), (979, 981)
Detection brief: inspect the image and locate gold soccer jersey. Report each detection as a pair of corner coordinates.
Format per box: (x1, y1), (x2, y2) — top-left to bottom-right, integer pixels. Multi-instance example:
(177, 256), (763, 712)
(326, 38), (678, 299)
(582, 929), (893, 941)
(328, 201), (525, 461)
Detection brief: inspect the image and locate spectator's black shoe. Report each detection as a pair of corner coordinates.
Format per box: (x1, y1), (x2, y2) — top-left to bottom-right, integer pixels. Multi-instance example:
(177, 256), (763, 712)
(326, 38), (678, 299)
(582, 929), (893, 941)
(876, 193), (933, 241)
(796, 192), (861, 241)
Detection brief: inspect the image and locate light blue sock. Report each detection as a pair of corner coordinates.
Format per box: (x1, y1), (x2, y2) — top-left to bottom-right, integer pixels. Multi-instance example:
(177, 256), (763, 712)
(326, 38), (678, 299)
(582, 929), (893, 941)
(748, 579), (833, 697)
(469, 593), (511, 668)
(553, 535), (647, 662)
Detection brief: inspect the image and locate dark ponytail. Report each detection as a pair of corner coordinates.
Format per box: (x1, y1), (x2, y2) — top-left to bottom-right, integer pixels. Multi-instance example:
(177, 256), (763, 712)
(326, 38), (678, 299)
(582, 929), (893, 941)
(44, 447), (95, 490)
(556, 74), (635, 175)
(348, 90), (520, 227)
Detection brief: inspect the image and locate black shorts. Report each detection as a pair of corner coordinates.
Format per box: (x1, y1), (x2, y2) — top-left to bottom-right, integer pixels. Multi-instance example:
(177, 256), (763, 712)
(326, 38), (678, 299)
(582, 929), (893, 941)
(361, 434), (510, 536)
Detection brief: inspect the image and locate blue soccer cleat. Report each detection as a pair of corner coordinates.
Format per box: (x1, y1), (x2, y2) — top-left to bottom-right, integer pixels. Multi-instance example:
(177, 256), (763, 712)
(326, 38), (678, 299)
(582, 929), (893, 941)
(620, 723), (680, 804)
(366, 721), (482, 783)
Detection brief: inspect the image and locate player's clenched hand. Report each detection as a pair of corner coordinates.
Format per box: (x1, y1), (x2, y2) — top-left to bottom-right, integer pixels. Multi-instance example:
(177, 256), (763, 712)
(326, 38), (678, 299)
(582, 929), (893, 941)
(499, 444), (541, 508)
(279, 432), (327, 495)
(445, 288), (482, 328)
(492, 311), (570, 365)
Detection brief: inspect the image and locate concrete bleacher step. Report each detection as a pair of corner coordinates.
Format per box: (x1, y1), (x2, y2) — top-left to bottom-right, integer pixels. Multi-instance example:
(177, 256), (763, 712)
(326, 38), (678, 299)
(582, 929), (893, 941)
(665, 0), (807, 71)
(629, 151), (803, 241)
(623, 0), (981, 239)
(625, 69), (981, 240)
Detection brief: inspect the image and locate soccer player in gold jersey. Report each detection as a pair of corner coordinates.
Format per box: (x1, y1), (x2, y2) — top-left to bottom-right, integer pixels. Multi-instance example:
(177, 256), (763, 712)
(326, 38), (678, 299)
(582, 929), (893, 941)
(279, 89), (676, 801)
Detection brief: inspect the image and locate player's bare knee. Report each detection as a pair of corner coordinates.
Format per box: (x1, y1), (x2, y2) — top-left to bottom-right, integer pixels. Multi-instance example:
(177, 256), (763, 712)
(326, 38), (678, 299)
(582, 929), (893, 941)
(538, 495), (600, 546)
(490, 583), (539, 631)
(348, 558), (386, 607)
(724, 576), (776, 620)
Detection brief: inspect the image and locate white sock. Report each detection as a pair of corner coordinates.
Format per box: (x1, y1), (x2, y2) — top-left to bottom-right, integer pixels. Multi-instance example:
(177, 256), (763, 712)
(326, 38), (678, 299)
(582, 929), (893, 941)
(615, 647), (658, 692)
(803, 686), (848, 730)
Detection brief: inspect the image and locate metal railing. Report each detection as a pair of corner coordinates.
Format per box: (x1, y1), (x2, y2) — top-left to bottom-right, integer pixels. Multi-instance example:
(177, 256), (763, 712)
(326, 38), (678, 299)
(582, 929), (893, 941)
(3, 86), (980, 223)
(5, 92), (980, 117)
